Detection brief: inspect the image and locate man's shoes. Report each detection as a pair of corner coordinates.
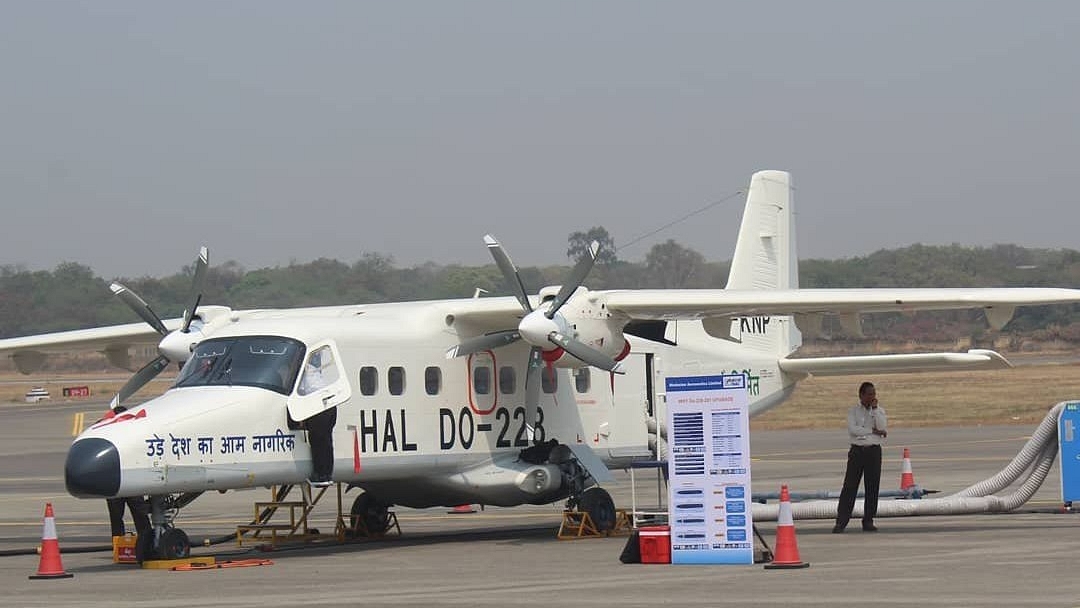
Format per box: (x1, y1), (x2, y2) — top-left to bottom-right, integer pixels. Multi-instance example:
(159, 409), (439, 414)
(831, 525), (845, 534)
(308, 479), (333, 488)
(862, 523), (878, 532)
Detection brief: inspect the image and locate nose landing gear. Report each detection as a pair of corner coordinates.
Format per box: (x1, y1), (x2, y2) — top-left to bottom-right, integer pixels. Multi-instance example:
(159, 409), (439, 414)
(136, 492), (202, 563)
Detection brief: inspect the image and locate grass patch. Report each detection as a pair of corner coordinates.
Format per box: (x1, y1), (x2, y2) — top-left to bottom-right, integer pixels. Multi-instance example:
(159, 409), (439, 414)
(0, 373), (173, 405)
(752, 363), (1080, 430)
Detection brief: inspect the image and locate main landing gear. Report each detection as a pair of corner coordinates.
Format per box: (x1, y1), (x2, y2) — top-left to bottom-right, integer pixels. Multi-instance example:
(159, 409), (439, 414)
(348, 491), (392, 537)
(572, 486), (617, 532)
(136, 492), (202, 563)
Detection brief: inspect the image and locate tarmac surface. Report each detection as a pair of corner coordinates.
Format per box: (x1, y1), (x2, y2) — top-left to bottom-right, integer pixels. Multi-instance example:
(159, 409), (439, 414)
(2, 397), (1080, 607)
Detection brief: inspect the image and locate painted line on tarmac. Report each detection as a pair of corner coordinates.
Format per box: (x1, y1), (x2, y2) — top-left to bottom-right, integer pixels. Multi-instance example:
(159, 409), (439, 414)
(756, 435), (1034, 458)
(754, 455), (1023, 463)
(0, 476), (63, 483)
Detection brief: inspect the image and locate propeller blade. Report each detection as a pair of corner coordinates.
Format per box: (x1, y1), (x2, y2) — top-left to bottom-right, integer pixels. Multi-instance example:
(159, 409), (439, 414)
(484, 235), (533, 313)
(445, 330), (521, 359)
(110, 354), (170, 409)
(546, 240), (598, 319)
(547, 331), (624, 373)
(524, 346), (544, 439)
(110, 282), (169, 336)
(182, 246), (209, 333)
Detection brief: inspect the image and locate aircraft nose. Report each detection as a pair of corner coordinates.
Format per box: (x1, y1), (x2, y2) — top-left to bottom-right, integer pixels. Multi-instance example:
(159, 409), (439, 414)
(65, 438), (121, 498)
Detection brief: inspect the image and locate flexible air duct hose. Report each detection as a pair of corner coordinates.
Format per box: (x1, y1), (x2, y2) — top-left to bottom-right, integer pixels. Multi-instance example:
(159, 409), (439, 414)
(750, 401), (1068, 521)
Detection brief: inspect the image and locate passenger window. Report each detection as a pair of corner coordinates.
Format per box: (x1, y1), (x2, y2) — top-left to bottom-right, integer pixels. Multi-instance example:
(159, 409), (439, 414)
(542, 366), (557, 394)
(499, 366), (516, 394)
(473, 366), (491, 395)
(574, 367), (591, 393)
(425, 366), (441, 396)
(388, 366), (405, 396)
(359, 366), (378, 396)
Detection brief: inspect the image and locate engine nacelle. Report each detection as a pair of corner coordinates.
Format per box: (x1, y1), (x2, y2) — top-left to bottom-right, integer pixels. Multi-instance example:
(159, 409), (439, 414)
(536, 285), (631, 369)
(444, 452), (566, 506)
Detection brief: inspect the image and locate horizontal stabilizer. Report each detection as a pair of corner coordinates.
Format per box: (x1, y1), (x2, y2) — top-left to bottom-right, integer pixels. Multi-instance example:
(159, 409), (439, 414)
(778, 349), (1011, 377)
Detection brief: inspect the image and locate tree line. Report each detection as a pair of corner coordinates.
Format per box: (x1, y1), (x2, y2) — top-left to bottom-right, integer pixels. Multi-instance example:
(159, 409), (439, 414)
(2, 233), (1078, 344)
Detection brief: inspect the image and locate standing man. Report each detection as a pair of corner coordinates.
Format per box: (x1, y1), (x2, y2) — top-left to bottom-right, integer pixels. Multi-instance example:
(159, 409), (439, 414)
(298, 347), (337, 487)
(833, 381), (887, 533)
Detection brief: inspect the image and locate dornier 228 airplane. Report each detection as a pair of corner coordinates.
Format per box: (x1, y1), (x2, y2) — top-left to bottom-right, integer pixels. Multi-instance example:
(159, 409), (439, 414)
(3, 170), (1080, 561)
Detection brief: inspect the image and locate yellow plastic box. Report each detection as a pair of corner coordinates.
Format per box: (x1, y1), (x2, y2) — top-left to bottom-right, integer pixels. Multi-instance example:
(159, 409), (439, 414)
(112, 534), (138, 564)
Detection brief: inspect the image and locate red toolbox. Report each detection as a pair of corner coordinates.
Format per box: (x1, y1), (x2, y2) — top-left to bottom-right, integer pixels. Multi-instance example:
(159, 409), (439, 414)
(638, 525), (671, 564)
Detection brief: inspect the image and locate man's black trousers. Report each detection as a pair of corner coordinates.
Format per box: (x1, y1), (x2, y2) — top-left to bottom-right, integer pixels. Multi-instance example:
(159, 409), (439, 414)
(835, 443), (882, 528)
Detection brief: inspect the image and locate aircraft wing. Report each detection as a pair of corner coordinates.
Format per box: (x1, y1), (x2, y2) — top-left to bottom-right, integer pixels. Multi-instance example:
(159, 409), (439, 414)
(601, 288), (1080, 328)
(0, 320), (180, 373)
(778, 349), (1011, 377)
(440, 296), (530, 330)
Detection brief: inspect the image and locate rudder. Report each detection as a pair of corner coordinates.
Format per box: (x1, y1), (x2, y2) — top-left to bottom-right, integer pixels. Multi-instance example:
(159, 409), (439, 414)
(725, 170), (800, 356)
(726, 170), (797, 291)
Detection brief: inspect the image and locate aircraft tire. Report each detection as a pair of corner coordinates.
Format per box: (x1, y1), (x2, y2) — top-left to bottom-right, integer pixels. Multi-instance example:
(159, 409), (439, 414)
(160, 528), (191, 560)
(578, 487), (616, 532)
(349, 492), (390, 537)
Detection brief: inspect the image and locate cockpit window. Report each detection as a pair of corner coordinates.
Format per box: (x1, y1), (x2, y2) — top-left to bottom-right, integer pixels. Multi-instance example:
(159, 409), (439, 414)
(175, 336), (305, 395)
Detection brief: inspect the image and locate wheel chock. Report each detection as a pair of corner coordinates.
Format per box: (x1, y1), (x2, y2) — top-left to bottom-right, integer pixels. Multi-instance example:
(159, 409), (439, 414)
(143, 556), (215, 570)
(170, 558), (273, 571)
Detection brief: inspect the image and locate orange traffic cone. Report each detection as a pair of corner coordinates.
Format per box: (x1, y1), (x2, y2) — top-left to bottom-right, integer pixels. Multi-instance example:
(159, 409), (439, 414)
(764, 485), (809, 569)
(29, 503), (73, 580)
(448, 504), (476, 514)
(899, 447), (916, 491)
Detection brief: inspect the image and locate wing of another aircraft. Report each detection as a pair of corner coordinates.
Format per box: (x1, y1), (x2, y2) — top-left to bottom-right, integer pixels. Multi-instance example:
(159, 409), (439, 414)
(778, 349), (1011, 377)
(0, 320), (180, 373)
(0, 320), (180, 353)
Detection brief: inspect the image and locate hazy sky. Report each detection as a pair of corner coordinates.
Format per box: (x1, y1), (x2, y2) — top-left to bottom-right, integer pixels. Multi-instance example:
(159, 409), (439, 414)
(1, 1), (1077, 279)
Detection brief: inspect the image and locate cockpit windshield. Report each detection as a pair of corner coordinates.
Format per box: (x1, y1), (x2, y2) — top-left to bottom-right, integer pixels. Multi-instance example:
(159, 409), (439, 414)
(175, 336), (305, 395)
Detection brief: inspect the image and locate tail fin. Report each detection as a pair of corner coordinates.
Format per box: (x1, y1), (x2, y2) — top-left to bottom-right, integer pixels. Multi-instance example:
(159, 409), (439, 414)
(725, 170), (801, 355)
(727, 170), (797, 290)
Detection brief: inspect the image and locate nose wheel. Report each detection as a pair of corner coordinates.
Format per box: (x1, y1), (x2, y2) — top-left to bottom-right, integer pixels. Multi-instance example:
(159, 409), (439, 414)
(136, 524), (193, 565)
(135, 526), (191, 563)
(159, 528), (191, 559)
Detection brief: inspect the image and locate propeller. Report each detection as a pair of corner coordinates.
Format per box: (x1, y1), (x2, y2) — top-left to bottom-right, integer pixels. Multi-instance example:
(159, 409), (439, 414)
(109, 355), (170, 410)
(182, 247), (209, 333)
(109, 247), (210, 409)
(110, 283), (168, 336)
(447, 235), (623, 437)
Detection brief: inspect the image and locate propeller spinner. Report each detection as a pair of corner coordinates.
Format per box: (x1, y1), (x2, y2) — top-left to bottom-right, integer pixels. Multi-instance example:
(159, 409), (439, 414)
(108, 247), (210, 409)
(447, 235), (624, 437)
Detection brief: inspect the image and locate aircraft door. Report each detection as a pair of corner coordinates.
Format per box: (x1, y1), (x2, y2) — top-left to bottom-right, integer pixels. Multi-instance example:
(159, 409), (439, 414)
(467, 351), (497, 415)
(287, 341), (352, 421)
(598, 352), (653, 458)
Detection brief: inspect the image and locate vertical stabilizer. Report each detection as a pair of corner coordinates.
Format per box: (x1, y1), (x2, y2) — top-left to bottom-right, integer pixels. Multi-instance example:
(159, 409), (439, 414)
(725, 170), (801, 355)
(727, 170), (797, 290)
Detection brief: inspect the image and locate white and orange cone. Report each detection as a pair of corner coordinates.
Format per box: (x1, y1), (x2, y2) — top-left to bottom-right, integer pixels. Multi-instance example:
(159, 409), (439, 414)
(764, 485), (809, 569)
(29, 503), (73, 580)
(899, 447), (916, 491)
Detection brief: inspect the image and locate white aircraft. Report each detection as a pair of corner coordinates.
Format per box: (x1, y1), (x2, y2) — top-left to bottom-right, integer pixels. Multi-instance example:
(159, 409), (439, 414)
(3, 170), (1078, 561)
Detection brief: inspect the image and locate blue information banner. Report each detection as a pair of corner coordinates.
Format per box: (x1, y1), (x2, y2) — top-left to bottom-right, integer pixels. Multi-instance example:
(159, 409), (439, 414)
(666, 374), (753, 565)
(1058, 402), (1080, 504)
